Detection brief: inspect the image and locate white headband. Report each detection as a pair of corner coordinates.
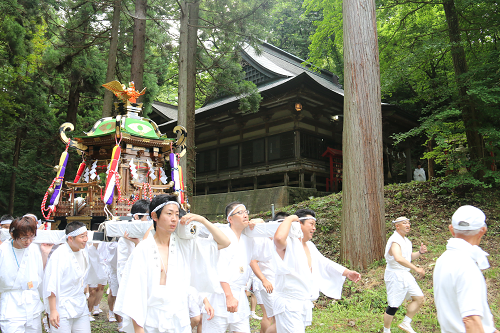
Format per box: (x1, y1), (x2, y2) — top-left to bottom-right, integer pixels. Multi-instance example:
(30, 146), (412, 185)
(227, 204), (245, 222)
(66, 226), (88, 239)
(152, 201), (180, 214)
(275, 216), (316, 222)
(1, 219), (12, 225)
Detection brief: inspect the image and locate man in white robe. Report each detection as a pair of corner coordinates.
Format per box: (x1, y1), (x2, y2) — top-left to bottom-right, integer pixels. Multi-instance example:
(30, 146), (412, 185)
(273, 209), (361, 333)
(434, 205), (499, 333)
(43, 221), (91, 333)
(250, 238), (276, 333)
(413, 163), (426, 182)
(202, 202), (272, 333)
(117, 199), (150, 282)
(87, 243), (108, 317)
(114, 195), (231, 333)
(0, 216), (44, 333)
(100, 241), (120, 323)
(383, 216), (427, 333)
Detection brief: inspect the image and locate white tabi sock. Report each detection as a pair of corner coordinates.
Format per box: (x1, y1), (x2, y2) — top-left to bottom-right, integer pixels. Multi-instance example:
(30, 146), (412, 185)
(383, 327), (391, 333)
(403, 316), (412, 324)
(94, 305), (99, 310)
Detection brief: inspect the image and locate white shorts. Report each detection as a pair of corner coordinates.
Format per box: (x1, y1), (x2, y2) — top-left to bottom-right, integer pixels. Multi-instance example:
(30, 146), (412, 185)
(385, 273), (424, 307)
(254, 287), (263, 305)
(0, 313), (42, 333)
(189, 293), (202, 318)
(275, 310), (308, 333)
(259, 289), (275, 318)
(50, 314), (91, 333)
(144, 324), (191, 333)
(88, 283), (106, 288)
(201, 314), (250, 333)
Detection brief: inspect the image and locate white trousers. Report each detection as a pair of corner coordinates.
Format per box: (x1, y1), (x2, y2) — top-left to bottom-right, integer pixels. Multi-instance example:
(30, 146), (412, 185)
(0, 313), (42, 333)
(50, 314), (90, 333)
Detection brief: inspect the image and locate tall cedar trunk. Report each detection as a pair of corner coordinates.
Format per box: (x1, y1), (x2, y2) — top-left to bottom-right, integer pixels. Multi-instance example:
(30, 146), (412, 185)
(178, 0), (199, 199)
(427, 138), (435, 179)
(341, 0), (385, 270)
(66, 79), (81, 125)
(102, 0), (122, 117)
(130, 0), (146, 100)
(442, 0), (485, 176)
(8, 128), (23, 215)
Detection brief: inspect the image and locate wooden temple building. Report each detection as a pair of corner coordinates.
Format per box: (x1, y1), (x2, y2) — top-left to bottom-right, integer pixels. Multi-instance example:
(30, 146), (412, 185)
(154, 43), (417, 215)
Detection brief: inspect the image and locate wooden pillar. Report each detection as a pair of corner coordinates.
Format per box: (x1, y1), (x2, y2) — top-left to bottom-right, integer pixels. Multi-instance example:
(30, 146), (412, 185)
(204, 184), (209, 195)
(284, 173), (289, 186)
(299, 172), (305, 188)
(405, 147), (412, 182)
(295, 130), (301, 159)
(311, 172), (316, 190)
(227, 179), (232, 193)
(329, 155), (334, 190)
(253, 176), (258, 190)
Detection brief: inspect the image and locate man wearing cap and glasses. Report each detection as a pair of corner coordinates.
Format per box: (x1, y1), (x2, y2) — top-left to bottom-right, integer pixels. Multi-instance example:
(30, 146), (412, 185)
(383, 216), (427, 333)
(433, 205), (499, 333)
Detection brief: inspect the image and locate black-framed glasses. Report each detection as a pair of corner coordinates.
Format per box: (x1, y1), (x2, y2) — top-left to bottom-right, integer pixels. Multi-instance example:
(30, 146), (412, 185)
(231, 210), (250, 216)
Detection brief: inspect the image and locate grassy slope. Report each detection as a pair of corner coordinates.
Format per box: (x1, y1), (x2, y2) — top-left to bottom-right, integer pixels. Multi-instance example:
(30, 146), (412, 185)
(253, 181), (500, 332)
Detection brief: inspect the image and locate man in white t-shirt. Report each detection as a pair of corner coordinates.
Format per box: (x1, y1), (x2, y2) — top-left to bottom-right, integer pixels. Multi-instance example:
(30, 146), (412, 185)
(433, 205), (499, 333)
(383, 216), (427, 333)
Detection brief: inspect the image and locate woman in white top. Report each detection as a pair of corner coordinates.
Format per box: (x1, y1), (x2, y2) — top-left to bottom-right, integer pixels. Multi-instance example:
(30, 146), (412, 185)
(0, 216), (44, 333)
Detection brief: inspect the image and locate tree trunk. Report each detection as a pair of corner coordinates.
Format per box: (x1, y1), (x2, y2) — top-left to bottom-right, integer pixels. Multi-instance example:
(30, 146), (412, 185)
(442, 0), (485, 177)
(341, 0), (385, 270)
(130, 0), (147, 101)
(102, 0), (122, 117)
(427, 138), (435, 180)
(178, 0), (199, 199)
(8, 127), (23, 215)
(66, 79), (81, 125)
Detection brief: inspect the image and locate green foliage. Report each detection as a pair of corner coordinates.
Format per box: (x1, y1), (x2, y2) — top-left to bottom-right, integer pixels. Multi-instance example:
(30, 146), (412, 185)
(303, 0), (344, 82)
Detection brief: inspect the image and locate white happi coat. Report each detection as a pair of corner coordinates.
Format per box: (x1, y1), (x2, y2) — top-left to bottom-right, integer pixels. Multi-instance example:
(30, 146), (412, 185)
(273, 237), (346, 325)
(208, 227), (273, 324)
(114, 232), (221, 332)
(87, 243), (108, 285)
(43, 243), (90, 319)
(0, 241), (44, 324)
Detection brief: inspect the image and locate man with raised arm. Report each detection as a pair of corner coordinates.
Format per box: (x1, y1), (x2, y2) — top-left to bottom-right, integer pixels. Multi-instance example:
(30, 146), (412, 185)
(383, 216), (427, 333)
(203, 201), (272, 333)
(114, 194), (230, 333)
(43, 221), (91, 333)
(273, 209), (361, 333)
(434, 205), (499, 333)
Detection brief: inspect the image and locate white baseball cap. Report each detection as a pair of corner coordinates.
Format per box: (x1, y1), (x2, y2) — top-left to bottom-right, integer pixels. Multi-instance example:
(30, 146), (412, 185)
(451, 205), (486, 230)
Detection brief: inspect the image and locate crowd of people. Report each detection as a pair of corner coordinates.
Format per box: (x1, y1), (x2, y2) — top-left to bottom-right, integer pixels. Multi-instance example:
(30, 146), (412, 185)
(0, 198), (497, 333)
